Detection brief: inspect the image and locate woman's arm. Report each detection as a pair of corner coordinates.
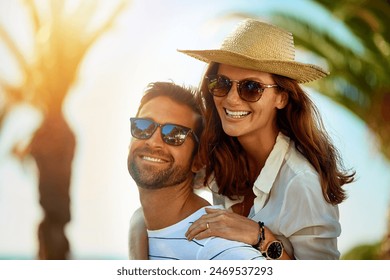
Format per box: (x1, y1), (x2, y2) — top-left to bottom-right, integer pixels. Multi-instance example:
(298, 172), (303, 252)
(276, 173), (341, 260)
(185, 208), (292, 259)
(128, 207), (149, 260)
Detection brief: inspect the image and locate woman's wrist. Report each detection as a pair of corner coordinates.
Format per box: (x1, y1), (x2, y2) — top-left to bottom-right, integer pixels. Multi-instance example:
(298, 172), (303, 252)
(252, 221), (291, 260)
(253, 221), (265, 249)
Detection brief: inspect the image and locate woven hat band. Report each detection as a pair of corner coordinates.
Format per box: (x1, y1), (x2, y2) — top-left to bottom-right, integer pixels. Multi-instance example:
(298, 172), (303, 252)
(221, 20), (296, 61)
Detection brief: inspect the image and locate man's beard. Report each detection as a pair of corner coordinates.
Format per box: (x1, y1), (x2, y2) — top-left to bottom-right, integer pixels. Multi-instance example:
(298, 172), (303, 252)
(128, 147), (192, 189)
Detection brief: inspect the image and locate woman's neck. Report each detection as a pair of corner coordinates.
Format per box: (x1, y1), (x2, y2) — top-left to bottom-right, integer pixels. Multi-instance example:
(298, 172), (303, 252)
(239, 127), (279, 176)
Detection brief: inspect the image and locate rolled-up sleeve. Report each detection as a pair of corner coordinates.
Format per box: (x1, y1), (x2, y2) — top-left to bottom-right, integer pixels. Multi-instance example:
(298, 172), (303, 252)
(278, 172), (341, 259)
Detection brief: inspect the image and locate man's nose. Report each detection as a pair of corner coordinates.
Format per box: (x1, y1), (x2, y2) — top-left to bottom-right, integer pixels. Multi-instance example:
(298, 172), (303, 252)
(144, 127), (164, 147)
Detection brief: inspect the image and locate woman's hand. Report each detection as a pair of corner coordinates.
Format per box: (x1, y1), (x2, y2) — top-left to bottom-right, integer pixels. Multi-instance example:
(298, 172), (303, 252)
(185, 208), (259, 245)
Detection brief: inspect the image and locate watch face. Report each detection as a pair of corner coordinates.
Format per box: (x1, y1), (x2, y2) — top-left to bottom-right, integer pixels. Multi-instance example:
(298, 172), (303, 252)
(267, 241), (283, 259)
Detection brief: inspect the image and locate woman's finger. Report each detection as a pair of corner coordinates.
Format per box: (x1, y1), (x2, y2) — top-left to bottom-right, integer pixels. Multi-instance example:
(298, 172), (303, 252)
(205, 208), (226, 214)
(187, 209), (260, 244)
(185, 211), (224, 240)
(185, 210), (223, 236)
(186, 217), (230, 241)
(186, 220), (211, 240)
(186, 208), (247, 240)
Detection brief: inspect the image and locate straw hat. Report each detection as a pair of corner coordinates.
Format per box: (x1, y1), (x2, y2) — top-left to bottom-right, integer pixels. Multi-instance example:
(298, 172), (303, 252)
(178, 19), (329, 83)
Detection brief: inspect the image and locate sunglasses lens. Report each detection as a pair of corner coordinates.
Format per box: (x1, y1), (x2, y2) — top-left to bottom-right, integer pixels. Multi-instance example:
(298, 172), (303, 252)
(131, 118), (194, 146)
(161, 124), (189, 146)
(207, 75), (231, 97)
(131, 118), (156, 139)
(239, 80), (264, 102)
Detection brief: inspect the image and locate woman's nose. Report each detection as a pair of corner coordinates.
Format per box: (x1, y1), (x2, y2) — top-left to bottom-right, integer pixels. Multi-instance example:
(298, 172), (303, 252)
(225, 82), (242, 103)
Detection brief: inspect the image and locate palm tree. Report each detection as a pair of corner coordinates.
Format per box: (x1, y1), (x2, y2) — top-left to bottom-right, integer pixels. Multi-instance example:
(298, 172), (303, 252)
(269, 0), (390, 259)
(225, 0), (390, 258)
(272, 0), (390, 155)
(0, 0), (131, 259)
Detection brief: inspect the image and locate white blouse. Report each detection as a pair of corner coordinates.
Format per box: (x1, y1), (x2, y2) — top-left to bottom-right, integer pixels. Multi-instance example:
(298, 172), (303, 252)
(211, 133), (341, 260)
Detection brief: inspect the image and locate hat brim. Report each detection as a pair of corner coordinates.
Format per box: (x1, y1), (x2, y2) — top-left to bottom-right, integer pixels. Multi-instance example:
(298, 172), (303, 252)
(178, 49), (329, 83)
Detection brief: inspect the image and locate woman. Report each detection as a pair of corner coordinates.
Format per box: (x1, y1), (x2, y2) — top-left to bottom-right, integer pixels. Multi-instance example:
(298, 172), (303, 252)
(179, 18), (355, 259)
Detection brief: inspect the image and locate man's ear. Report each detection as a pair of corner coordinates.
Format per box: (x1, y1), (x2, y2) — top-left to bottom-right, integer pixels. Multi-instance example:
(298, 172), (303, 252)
(191, 154), (206, 189)
(276, 90), (289, 109)
(191, 153), (203, 173)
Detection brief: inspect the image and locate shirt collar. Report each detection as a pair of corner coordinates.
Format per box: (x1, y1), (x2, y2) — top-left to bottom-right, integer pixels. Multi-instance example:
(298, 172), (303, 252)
(253, 132), (290, 196)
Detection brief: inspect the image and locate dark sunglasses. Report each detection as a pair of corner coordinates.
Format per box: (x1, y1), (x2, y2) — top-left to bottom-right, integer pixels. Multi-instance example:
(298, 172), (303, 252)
(130, 117), (199, 146)
(206, 74), (279, 102)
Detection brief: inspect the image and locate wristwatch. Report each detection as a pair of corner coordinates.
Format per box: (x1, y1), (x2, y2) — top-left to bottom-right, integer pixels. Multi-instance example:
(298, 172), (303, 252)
(261, 240), (284, 260)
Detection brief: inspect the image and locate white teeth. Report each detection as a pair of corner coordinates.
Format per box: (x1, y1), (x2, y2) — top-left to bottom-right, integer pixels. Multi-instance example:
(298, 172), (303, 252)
(142, 156), (165, 163)
(225, 109), (250, 118)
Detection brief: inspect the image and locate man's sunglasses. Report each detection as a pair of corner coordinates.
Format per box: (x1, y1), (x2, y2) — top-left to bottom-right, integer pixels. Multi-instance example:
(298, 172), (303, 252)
(130, 118), (199, 146)
(206, 74), (279, 102)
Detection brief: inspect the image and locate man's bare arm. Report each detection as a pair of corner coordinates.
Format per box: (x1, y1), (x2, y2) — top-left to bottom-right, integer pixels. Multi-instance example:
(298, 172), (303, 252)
(128, 207), (148, 259)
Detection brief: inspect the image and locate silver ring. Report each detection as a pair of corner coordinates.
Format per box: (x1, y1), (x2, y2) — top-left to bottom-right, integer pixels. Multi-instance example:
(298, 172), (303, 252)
(206, 222), (210, 229)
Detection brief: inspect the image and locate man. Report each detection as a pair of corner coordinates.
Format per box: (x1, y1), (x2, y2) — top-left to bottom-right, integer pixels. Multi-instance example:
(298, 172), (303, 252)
(127, 81), (264, 260)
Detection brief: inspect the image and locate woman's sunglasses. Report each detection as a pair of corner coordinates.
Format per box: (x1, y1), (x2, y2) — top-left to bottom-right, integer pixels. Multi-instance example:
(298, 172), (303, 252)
(130, 118), (199, 146)
(206, 74), (279, 102)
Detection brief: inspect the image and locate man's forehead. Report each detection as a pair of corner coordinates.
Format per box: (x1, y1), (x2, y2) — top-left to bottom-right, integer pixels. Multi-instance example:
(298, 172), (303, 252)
(138, 96), (197, 127)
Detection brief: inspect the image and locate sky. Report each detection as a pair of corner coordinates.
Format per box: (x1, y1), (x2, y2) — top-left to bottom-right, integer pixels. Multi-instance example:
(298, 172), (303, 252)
(0, 0), (389, 259)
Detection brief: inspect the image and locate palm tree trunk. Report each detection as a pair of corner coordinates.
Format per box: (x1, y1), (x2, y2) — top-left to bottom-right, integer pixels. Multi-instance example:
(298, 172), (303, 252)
(30, 111), (75, 259)
(381, 207), (390, 259)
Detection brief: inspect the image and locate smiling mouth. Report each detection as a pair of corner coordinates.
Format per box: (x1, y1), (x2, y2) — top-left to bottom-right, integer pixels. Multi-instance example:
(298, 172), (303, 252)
(225, 108), (251, 118)
(141, 156), (168, 163)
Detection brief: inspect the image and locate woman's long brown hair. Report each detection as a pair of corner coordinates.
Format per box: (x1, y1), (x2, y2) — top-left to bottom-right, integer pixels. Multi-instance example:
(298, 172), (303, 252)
(197, 63), (355, 205)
